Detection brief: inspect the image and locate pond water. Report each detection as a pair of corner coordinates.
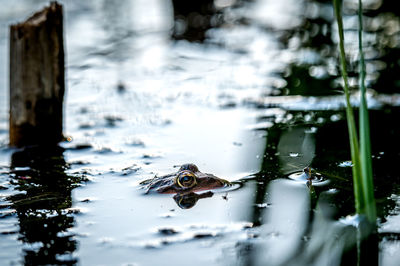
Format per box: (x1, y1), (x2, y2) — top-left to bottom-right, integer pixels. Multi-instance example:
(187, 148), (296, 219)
(1, 0), (400, 265)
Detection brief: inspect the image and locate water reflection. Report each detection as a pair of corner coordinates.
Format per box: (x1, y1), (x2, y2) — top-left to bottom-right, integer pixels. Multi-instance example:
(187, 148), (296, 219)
(237, 118), (317, 265)
(171, 0), (220, 41)
(1, 0), (400, 265)
(8, 146), (84, 265)
(277, 126), (316, 174)
(256, 107), (400, 219)
(241, 106), (400, 265)
(249, 122), (283, 226)
(363, 0), (400, 94)
(173, 191), (213, 209)
(97, 0), (134, 62)
(171, 0), (246, 42)
(273, 0), (400, 96)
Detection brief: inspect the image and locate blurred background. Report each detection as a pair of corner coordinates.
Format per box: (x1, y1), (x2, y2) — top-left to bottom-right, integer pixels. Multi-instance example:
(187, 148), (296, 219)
(1, 0), (400, 265)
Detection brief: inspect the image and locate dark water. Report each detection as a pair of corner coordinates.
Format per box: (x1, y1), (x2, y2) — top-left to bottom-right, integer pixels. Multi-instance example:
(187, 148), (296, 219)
(1, 0), (400, 265)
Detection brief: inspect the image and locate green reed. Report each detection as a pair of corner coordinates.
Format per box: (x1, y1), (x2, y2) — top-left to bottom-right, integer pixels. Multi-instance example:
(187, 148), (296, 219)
(333, 0), (376, 224)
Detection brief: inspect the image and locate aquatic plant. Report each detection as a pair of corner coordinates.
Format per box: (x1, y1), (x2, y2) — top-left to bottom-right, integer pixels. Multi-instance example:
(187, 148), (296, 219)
(332, 0), (376, 224)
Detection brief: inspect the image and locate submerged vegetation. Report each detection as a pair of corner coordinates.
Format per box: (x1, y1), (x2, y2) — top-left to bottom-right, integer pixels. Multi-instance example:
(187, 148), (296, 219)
(333, 0), (376, 224)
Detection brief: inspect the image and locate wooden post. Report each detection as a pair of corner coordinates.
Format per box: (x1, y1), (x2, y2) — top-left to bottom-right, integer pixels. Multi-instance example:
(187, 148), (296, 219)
(9, 1), (65, 147)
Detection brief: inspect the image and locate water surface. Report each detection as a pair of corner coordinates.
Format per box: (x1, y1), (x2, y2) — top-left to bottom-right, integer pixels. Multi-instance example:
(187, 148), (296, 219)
(1, 0), (400, 265)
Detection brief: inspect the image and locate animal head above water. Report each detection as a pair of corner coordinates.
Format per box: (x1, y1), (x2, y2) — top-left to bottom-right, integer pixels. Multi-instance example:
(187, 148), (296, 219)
(141, 163), (230, 194)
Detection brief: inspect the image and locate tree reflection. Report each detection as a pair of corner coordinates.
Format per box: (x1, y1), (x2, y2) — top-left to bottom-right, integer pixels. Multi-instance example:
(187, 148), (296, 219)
(239, 106), (400, 265)
(171, 0), (249, 42)
(275, 0), (400, 96)
(98, 0), (134, 62)
(8, 146), (84, 265)
(171, 0), (219, 42)
(249, 123), (283, 226)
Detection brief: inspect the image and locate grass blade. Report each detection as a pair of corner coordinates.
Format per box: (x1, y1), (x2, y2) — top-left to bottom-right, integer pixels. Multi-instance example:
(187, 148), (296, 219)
(357, 0), (376, 223)
(333, 0), (364, 214)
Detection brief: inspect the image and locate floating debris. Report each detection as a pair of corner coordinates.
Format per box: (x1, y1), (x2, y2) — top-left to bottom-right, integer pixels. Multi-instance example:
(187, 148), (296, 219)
(104, 115), (123, 127)
(121, 165), (141, 176)
(117, 82), (126, 93)
(157, 228), (179, 236)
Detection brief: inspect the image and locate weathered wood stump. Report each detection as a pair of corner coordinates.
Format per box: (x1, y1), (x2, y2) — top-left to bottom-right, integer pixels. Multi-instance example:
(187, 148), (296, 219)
(9, 1), (65, 147)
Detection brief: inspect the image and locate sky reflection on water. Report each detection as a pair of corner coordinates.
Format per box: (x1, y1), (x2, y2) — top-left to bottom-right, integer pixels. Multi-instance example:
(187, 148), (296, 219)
(1, 0), (400, 265)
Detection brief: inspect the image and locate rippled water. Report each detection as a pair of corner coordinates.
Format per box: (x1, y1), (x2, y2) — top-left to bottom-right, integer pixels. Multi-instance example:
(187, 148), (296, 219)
(0, 1), (269, 265)
(1, 0), (400, 265)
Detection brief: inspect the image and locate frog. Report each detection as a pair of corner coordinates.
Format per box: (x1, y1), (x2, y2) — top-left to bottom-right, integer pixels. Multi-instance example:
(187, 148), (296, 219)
(140, 163), (230, 194)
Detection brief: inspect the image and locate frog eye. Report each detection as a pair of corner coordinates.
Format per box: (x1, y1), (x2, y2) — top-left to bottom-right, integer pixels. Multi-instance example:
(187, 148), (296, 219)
(176, 171), (197, 188)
